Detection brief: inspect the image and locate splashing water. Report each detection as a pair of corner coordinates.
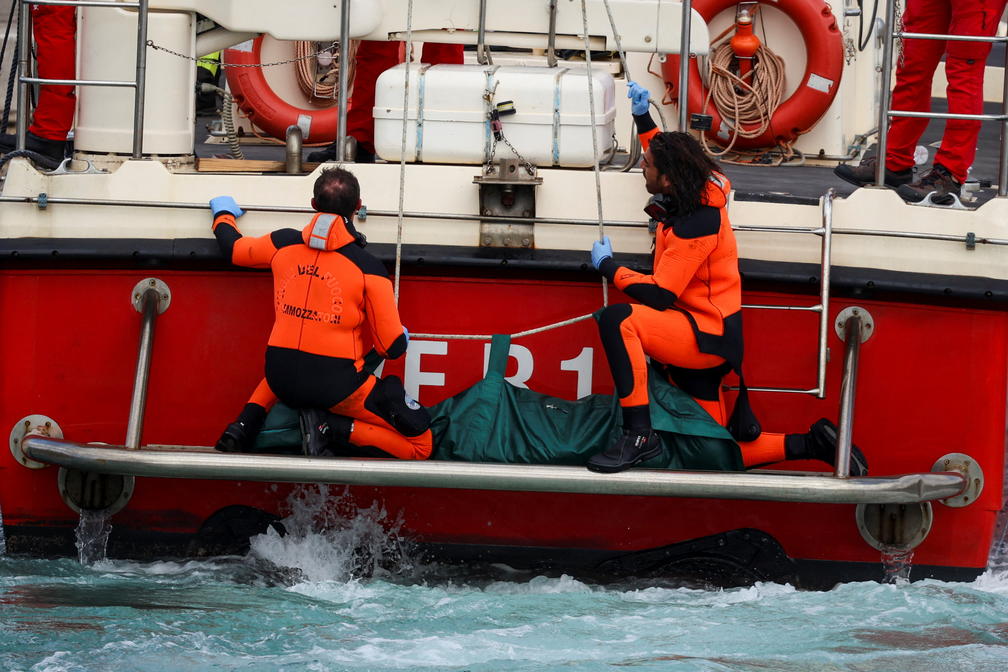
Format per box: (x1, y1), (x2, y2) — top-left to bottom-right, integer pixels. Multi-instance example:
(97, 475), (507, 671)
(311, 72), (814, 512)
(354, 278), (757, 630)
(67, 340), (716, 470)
(881, 544), (915, 584)
(249, 485), (416, 583)
(0, 499), (6, 555)
(2, 498), (1008, 669)
(75, 510), (112, 565)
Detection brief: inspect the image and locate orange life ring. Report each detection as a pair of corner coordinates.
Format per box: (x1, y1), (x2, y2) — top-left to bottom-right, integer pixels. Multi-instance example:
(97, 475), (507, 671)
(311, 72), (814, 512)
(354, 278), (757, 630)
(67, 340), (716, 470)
(662, 0), (844, 150)
(224, 35), (347, 142)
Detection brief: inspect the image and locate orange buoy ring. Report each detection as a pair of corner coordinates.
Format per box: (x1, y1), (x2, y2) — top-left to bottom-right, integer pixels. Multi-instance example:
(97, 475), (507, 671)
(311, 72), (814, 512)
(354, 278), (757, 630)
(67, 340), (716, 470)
(663, 0), (844, 150)
(224, 35), (347, 142)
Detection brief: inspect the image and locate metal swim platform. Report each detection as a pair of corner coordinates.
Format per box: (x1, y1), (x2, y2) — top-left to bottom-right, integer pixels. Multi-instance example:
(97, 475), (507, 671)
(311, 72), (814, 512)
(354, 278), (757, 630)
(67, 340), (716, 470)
(20, 436), (967, 505)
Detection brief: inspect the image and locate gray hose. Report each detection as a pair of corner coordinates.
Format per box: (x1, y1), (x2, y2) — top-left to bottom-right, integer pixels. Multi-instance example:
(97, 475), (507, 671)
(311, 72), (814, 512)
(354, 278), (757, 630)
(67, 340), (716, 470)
(201, 83), (243, 161)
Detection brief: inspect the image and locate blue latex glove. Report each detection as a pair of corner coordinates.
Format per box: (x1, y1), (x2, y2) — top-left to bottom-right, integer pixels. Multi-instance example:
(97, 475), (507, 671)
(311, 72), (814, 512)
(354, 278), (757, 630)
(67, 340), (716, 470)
(591, 236), (613, 270)
(209, 196), (245, 219)
(402, 326), (410, 347)
(627, 81), (650, 116)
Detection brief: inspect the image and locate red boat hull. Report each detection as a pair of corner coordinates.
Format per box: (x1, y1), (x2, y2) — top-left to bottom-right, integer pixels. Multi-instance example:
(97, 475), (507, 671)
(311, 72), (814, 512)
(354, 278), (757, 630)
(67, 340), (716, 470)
(1, 268), (1004, 583)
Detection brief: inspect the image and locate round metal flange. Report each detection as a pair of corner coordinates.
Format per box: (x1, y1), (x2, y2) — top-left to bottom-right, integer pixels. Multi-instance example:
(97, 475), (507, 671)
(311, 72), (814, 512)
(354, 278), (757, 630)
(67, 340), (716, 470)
(931, 452), (983, 507)
(131, 278), (171, 314)
(57, 467), (134, 516)
(9, 415), (63, 469)
(856, 502), (933, 551)
(835, 306), (875, 343)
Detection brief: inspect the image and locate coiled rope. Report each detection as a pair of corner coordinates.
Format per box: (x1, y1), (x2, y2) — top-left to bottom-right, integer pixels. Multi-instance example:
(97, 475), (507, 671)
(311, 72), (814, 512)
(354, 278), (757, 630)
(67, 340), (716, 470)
(700, 41), (787, 158)
(293, 39), (358, 107)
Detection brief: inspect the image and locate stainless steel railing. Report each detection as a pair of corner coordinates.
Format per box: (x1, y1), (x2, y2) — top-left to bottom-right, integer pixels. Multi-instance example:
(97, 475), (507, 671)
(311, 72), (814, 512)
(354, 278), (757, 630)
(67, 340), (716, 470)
(16, 0), (149, 159)
(875, 0), (1008, 196)
(20, 436), (968, 503)
(834, 314), (861, 478)
(125, 287), (160, 450)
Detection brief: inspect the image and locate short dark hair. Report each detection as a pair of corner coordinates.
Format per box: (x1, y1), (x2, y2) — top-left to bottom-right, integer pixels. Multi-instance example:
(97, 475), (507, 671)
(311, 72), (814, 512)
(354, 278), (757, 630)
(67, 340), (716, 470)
(648, 132), (721, 217)
(313, 166), (360, 219)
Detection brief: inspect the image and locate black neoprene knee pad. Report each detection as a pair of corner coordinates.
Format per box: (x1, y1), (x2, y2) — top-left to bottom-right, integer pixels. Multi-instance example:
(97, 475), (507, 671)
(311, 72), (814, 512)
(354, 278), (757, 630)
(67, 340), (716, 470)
(365, 375), (431, 437)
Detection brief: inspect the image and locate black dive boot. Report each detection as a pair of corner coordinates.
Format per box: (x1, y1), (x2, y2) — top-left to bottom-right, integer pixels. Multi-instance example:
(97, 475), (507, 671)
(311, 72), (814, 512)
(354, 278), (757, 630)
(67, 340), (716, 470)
(215, 403), (267, 453)
(299, 408), (332, 456)
(587, 405), (663, 473)
(784, 417), (869, 476)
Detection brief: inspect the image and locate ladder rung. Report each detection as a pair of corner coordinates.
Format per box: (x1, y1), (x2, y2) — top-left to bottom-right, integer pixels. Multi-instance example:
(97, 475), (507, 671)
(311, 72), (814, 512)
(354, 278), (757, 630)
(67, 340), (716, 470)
(20, 77), (136, 88)
(890, 109), (1008, 122)
(724, 386), (822, 395)
(25, 0), (140, 6)
(896, 31), (1008, 44)
(742, 304), (822, 312)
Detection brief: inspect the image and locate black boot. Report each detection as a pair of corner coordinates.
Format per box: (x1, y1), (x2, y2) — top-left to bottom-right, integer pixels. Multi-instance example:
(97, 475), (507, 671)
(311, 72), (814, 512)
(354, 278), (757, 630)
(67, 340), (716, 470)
(587, 405), (663, 473)
(215, 403), (267, 453)
(299, 408), (332, 456)
(784, 418), (869, 476)
(587, 428), (662, 473)
(0, 131), (67, 162)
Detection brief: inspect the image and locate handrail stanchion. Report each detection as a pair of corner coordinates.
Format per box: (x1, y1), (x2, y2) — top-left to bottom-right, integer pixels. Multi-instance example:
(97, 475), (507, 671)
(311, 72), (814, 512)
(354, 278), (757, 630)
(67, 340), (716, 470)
(476, 0), (490, 65)
(125, 288), (160, 450)
(1000, 41), (1008, 197)
(678, 0), (692, 131)
(15, 0), (29, 151)
(131, 0), (149, 158)
(815, 188), (835, 399)
(834, 314), (862, 478)
(335, 0), (351, 161)
(874, 0), (896, 187)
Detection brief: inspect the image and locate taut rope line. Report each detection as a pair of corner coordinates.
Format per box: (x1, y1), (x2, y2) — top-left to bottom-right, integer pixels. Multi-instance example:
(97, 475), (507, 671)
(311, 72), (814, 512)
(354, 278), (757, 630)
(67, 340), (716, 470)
(581, 0), (608, 308)
(393, 0), (414, 305)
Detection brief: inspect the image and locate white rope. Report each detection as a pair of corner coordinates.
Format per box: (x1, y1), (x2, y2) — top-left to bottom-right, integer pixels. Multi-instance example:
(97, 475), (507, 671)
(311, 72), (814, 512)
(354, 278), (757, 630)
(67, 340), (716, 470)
(601, 0), (631, 81)
(581, 0), (608, 307)
(393, 0), (413, 305)
(413, 312), (596, 341)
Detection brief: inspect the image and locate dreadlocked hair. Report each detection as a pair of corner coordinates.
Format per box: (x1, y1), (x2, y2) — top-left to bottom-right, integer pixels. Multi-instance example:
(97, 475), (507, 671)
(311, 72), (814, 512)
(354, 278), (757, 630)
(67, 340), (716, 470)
(648, 132), (721, 218)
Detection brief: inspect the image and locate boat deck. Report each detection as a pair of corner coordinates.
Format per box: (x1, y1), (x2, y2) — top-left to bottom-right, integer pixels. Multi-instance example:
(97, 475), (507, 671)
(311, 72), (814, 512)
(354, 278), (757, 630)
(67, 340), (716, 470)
(196, 97), (1007, 208)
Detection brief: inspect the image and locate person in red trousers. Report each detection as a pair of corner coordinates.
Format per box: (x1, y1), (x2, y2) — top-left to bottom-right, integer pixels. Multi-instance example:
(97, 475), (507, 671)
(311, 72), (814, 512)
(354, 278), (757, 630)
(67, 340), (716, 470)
(308, 41), (464, 162)
(835, 0), (1008, 204)
(0, 4), (76, 161)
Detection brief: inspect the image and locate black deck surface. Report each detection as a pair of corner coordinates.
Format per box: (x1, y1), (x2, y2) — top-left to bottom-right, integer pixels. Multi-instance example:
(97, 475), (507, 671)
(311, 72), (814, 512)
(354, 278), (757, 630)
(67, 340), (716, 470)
(196, 95), (1006, 207)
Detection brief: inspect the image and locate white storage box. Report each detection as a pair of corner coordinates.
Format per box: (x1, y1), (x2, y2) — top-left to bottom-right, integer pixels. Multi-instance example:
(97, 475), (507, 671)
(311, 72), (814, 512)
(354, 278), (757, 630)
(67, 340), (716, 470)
(373, 64), (617, 168)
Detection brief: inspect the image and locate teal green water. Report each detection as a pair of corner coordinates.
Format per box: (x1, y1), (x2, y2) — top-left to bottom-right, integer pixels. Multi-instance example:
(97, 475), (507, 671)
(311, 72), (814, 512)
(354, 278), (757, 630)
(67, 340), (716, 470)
(3, 489), (1008, 671)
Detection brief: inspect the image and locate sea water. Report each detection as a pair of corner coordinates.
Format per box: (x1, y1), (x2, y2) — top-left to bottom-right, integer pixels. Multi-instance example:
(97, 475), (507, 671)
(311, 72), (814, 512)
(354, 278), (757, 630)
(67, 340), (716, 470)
(3, 488), (1008, 671)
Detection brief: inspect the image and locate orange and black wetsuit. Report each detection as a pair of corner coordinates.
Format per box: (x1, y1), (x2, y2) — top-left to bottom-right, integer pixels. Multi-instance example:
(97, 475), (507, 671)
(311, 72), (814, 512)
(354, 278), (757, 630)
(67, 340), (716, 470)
(213, 210), (432, 459)
(596, 110), (786, 468)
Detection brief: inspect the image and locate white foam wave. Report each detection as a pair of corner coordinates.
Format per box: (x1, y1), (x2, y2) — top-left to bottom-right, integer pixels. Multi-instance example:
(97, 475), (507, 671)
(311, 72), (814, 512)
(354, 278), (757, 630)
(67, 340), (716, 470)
(484, 574), (592, 595)
(249, 485), (414, 584)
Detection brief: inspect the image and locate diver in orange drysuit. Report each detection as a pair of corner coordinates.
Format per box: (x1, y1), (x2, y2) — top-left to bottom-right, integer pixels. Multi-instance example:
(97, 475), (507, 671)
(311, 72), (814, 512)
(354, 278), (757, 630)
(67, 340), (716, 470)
(210, 166), (433, 460)
(586, 82), (869, 475)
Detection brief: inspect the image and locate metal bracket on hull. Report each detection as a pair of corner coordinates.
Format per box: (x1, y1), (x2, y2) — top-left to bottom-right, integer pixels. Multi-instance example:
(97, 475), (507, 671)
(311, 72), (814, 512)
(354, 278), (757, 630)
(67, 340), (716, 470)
(57, 467), (134, 516)
(856, 502), (933, 550)
(9, 415), (62, 469)
(932, 453), (983, 507)
(475, 158), (541, 249)
(19, 436), (970, 505)
(835, 306), (874, 343)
